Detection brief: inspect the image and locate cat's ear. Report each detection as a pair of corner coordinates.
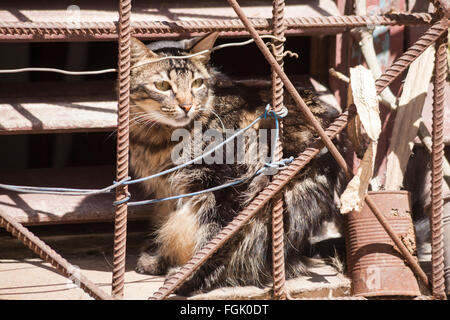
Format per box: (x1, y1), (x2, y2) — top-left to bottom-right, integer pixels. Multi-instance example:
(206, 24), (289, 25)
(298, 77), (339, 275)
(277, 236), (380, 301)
(130, 37), (159, 65)
(189, 32), (219, 63)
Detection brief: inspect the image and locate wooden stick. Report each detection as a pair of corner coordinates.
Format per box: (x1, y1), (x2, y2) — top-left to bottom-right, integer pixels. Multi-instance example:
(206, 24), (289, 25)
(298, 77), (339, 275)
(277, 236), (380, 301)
(329, 67), (450, 190)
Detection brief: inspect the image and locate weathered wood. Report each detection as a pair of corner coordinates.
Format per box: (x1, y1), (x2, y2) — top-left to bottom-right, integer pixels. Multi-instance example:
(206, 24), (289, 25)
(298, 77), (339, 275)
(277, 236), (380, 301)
(0, 0), (340, 22)
(0, 166), (152, 225)
(0, 77), (340, 135)
(0, 81), (117, 135)
(385, 46), (435, 190)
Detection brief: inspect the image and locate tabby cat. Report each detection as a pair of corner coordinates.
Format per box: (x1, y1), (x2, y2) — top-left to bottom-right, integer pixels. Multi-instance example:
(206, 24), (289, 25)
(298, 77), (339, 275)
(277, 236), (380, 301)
(129, 33), (342, 295)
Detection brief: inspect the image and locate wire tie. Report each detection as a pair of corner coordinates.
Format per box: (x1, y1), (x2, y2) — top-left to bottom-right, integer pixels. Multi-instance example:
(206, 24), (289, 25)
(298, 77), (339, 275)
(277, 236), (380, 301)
(113, 192), (131, 206)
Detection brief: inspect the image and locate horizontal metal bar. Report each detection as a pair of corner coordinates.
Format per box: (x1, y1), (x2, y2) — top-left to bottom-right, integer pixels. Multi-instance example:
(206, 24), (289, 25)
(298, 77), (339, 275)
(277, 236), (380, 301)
(0, 13), (435, 41)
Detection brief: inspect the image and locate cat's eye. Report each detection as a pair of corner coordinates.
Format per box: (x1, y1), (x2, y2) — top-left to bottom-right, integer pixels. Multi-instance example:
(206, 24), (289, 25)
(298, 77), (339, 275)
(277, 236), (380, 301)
(155, 81), (171, 91)
(192, 78), (204, 89)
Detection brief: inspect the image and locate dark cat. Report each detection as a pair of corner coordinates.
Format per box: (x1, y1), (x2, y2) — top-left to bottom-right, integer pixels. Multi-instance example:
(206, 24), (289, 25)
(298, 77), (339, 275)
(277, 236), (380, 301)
(128, 33), (342, 295)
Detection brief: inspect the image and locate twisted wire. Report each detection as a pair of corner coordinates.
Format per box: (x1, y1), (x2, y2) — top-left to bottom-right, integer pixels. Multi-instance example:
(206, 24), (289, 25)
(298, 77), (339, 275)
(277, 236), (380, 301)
(0, 13), (435, 40)
(111, 0), (131, 299)
(375, 19), (448, 93)
(0, 209), (113, 300)
(270, 0), (287, 300)
(149, 110), (350, 300)
(430, 26), (448, 300)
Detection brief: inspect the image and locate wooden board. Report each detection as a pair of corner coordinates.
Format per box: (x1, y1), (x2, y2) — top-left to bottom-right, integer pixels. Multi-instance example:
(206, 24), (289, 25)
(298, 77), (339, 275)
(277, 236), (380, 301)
(0, 166), (153, 225)
(0, 76), (340, 135)
(0, 81), (117, 134)
(0, 0), (340, 22)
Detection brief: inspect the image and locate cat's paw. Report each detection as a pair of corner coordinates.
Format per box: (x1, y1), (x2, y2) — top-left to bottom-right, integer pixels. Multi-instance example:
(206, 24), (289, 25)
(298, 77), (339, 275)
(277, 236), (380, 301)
(135, 252), (167, 275)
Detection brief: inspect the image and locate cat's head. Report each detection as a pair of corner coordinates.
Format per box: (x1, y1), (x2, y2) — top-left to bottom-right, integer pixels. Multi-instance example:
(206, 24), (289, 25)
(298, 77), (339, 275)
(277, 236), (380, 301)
(129, 33), (219, 128)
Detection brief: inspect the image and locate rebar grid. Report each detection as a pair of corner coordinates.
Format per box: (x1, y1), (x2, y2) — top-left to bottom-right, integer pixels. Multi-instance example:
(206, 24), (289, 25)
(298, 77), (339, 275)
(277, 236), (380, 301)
(0, 13), (435, 41)
(430, 26), (448, 299)
(0, 209), (114, 300)
(270, 0), (287, 300)
(149, 11), (450, 299)
(0, 1), (445, 301)
(111, 0), (131, 298)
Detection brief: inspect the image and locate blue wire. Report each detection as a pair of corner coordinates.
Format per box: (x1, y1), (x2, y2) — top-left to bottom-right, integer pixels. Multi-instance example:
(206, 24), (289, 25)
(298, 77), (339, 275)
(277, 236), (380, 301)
(126, 175), (254, 207)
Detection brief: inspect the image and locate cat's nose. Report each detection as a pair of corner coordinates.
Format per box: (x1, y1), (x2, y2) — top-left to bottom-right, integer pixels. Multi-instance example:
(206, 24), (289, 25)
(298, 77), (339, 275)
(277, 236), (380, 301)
(179, 103), (192, 113)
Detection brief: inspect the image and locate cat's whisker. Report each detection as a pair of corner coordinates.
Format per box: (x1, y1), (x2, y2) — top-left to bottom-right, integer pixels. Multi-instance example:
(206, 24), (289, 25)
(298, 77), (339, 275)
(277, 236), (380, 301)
(105, 129), (118, 142)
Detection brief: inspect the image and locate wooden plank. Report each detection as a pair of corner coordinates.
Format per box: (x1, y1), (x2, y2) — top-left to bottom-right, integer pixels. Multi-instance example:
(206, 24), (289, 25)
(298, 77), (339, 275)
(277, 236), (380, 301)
(0, 77), (340, 135)
(0, 81), (117, 135)
(0, 166), (152, 225)
(0, 0), (340, 22)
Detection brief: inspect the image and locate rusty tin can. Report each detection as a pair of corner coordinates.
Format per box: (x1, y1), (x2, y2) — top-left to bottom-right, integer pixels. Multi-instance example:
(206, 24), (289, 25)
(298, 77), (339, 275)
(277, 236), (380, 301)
(345, 191), (421, 297)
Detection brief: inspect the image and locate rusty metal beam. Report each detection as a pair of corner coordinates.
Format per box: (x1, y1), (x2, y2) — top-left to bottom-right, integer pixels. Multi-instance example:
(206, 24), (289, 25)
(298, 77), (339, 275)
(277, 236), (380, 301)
(270, 0), (287, 300)
(0, 13), (435, 42)
(111, 0), (131, 299)
(430, 24), (448, 300)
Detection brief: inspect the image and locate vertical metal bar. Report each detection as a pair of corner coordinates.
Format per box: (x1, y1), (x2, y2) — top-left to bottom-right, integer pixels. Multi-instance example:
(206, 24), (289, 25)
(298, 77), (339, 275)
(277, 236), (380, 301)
(112, 0), (132, 298)
(430, 23), (448, 300)
(270, 0), (287, 300)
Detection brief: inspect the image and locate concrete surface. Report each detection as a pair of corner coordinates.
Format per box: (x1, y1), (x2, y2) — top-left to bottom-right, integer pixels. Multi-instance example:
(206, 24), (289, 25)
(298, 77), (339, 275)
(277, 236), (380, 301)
(0, 253), (350, 300)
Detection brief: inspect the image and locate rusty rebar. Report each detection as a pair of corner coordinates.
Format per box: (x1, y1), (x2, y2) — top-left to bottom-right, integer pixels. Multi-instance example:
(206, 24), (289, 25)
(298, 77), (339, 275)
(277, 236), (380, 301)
(111, 0), (131, 298)
(364, 195), (430, 288)
(149, 19), (445, 295)
(374, 19), (448, 93)
(0, 209), (114, 300)
(430, 25), (448, 300)
(150, 110), (351, 300)
(0, 13), (435, 41)
(270, 0), (287, 300)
